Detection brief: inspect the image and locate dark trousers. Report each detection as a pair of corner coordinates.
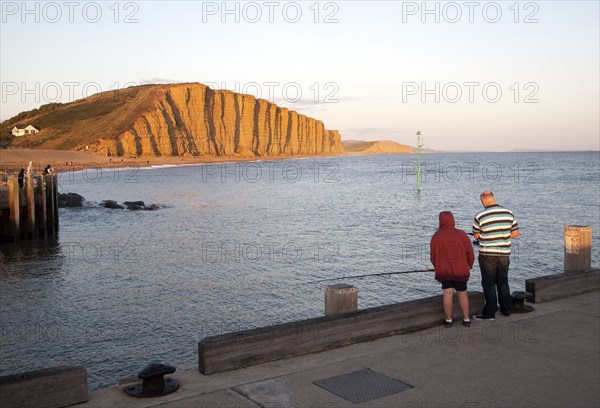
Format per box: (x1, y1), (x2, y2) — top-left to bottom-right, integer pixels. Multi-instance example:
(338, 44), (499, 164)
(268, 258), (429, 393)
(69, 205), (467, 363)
(479, 254), (511, 317)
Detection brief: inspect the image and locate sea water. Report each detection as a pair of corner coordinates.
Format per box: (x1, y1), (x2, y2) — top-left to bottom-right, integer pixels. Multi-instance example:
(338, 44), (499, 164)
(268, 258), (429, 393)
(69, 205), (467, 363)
(1, 151), (599, 389)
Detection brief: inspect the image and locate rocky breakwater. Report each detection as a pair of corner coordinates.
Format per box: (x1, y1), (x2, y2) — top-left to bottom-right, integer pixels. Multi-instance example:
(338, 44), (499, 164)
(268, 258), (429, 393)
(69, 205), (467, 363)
(58, 193), (160, 211)
(100, 200), (159, 211)
(92, 83), (344, 158)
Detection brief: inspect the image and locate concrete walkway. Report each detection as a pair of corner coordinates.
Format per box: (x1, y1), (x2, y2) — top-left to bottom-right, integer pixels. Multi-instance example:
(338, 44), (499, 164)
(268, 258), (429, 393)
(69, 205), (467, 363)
(80, 290), (600, 408)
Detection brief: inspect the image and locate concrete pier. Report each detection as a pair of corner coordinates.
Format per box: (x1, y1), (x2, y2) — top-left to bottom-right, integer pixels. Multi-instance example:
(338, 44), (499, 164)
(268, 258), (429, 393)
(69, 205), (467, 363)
(75, 289), (600, 408)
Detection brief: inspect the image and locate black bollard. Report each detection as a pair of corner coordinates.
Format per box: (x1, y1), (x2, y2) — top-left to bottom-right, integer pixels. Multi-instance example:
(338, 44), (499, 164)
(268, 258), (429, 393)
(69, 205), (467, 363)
(511, 291), (535, 313)
(123, 362), (180, 398)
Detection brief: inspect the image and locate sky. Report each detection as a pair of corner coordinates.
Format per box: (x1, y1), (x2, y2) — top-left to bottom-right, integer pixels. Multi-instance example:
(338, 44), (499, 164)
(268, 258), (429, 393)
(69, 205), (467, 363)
(1, 0), (599, 151)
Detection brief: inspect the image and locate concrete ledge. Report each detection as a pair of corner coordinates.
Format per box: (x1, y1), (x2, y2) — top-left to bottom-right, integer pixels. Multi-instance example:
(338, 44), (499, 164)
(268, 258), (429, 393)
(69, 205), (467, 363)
(525, 269), (600, 303)
(199, 291), (484, 374)
(0, 366), (88, 408)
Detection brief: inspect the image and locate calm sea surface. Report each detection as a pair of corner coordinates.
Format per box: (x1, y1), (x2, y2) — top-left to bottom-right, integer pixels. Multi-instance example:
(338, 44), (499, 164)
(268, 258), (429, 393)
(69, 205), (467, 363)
(1, 152), (599, 389)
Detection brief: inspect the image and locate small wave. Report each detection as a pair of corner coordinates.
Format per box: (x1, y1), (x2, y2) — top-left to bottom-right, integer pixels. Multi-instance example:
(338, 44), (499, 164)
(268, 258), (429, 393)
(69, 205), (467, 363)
(147, 164), (180, 170)
(82, 201), (100, 208)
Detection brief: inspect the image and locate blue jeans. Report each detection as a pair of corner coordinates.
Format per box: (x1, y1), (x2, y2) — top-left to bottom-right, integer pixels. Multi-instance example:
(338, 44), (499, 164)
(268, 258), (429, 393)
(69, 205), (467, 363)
(479, 254), (511, 317)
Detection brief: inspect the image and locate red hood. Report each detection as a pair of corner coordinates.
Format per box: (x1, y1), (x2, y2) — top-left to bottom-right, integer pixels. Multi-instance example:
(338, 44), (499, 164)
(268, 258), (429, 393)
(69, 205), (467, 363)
(439, 211), (455, 229)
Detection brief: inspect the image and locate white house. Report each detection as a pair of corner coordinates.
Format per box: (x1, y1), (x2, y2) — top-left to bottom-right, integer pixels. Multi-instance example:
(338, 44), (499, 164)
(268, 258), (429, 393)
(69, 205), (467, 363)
(12, 125), (40, 137)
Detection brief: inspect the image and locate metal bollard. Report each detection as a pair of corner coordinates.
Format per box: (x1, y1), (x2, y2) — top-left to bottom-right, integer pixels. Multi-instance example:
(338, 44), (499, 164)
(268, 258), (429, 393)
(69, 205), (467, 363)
(123, 362), (179, 398)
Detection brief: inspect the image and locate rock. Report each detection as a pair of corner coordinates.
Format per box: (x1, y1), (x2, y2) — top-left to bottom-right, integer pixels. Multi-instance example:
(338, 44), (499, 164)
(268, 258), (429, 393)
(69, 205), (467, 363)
(123, 201), (145, 207)
(124, 201), (145, 210)
(58, 192), (85, 208)
(101, 200), (124, 209)
(98, 200), (159, 210)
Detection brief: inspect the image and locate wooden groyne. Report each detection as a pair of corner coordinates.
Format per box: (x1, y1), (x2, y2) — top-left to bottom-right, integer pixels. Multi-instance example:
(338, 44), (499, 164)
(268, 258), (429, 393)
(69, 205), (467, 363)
(0, 173), (59, 242)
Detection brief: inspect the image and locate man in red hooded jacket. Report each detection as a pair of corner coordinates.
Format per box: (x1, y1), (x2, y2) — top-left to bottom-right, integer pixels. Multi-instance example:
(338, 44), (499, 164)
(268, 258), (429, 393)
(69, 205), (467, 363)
(430, 211), (475, 327)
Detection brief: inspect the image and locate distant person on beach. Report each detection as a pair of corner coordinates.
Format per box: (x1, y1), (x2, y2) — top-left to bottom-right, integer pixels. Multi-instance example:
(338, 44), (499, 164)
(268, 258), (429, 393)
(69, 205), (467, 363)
(26, 161), (34, 176)
(472, 191), (520, 320)
(42, 164), (53, 175)
(430, 211), (474, 327)
(18, 168), (25, 188)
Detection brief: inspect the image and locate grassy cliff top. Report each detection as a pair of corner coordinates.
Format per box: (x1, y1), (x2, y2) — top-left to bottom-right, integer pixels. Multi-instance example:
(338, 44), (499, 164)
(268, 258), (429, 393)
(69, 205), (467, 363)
(1, 83), (194, 150)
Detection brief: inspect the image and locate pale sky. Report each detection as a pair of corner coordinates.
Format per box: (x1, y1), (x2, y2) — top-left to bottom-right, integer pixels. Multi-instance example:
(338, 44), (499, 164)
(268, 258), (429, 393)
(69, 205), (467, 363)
(1, 0), (599, 151)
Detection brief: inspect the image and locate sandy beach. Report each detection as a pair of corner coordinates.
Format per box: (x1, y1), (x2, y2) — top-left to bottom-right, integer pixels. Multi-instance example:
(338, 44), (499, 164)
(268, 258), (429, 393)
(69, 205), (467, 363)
(0, 148), (348, 175)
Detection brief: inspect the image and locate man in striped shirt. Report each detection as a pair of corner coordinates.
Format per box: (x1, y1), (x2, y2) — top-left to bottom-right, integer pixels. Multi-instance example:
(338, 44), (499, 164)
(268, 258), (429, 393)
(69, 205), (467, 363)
(472, 191), (520, 320)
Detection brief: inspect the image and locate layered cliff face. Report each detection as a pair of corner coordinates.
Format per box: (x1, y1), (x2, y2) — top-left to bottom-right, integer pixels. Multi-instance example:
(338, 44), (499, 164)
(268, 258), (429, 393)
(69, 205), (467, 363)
(91, 83), (343, 158)
(2, 83), (343, 158)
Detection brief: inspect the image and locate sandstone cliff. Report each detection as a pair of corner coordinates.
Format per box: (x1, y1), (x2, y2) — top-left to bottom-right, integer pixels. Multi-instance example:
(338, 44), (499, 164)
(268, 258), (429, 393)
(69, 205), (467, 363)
(2, 83), (343, 158)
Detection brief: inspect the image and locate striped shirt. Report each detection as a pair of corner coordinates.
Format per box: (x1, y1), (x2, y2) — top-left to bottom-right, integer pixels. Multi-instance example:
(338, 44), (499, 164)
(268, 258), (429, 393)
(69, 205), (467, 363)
(472, 204), (519, 256)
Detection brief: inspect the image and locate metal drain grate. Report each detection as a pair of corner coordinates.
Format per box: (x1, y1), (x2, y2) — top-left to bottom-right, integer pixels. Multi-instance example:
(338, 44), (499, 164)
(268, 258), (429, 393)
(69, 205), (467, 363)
(313, 368), (413, 404)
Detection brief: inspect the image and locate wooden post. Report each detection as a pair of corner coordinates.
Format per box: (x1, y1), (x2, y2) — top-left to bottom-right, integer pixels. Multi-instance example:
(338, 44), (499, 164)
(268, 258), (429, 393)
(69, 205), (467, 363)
(26, 174), (36, 237)
(0, 366), (89, 408)
(46, 175), (52, 229)
(46, 175), (55, 232)
(53, 174), (59, 229)
(564, 225), (592, 273)
(8, 175), (20, 241)
(37, 174), (47, 236)
(325, 284), (358, 316)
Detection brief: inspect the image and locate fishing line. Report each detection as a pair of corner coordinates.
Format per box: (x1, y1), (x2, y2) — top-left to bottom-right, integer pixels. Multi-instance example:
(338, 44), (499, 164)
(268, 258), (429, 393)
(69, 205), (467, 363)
(301, 268), (436, 285)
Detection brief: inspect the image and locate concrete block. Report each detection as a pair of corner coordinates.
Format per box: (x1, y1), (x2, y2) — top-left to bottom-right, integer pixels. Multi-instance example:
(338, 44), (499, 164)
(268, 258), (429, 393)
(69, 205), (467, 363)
(0, 366), (88, 408)
(199, 291), (484, 374)
(525, 269), (600, 303)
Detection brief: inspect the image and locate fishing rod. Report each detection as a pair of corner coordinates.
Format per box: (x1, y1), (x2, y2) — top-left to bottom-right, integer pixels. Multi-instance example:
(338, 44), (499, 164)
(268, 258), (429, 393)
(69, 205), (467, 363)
(395, 221), (476, 236)
(302, 268), (436, 285)
(396, 222), (479, 245)
(301, 224), (481, 285)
